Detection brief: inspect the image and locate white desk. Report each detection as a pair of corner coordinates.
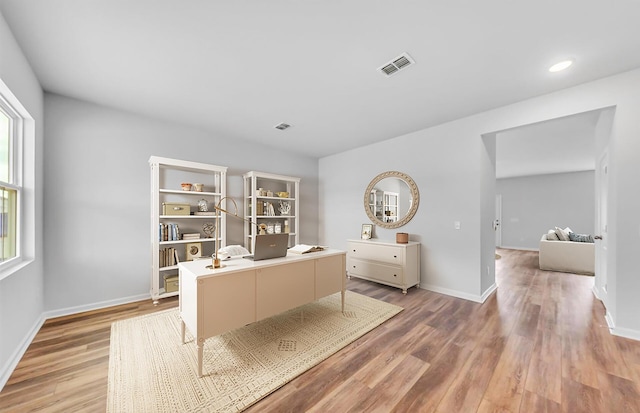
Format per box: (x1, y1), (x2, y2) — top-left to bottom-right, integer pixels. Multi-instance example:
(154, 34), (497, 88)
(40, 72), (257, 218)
(178, 249), (346, 377)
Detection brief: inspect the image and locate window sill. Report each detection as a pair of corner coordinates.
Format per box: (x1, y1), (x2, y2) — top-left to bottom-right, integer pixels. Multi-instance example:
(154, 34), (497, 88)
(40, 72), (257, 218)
(0, 258), (34, 282)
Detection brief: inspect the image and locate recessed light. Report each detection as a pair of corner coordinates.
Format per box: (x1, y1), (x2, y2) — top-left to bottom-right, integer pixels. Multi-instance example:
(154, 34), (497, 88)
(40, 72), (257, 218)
(549, 59), (574, 72)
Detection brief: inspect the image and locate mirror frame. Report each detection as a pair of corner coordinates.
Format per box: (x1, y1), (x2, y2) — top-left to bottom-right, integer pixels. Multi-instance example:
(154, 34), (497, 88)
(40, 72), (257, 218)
(364, 171), (420, 229)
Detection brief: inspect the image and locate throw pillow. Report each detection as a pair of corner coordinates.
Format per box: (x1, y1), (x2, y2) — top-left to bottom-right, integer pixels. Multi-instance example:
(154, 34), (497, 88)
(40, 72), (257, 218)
(569, 232), (595, 243)
(546, 230), (559, 241)
(555, 226), (570, 241)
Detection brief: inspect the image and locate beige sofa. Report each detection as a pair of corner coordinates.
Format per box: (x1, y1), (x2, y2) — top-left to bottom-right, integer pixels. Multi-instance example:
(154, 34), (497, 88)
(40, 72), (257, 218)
(539, 233), (594, 275)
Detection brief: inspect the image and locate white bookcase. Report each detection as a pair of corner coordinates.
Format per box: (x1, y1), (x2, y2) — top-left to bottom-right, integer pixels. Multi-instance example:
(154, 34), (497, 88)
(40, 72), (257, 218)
(149, 156), (227, 303)
(243, 171), (300, 253)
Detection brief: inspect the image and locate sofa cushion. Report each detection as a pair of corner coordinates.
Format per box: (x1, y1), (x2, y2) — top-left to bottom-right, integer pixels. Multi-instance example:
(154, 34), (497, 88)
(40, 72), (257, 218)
(569, 232), (595, 243)
(555, 226), (571, 241)
(546, 230), (560, 240)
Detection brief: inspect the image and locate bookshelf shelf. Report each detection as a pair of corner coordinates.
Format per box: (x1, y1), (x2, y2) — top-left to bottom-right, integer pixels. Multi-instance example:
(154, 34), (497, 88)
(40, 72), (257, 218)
(159, 238), (217, 246)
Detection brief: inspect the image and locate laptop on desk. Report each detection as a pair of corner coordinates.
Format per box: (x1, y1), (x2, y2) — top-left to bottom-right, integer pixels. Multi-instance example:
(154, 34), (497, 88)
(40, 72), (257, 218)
(243, 233), (290, 261)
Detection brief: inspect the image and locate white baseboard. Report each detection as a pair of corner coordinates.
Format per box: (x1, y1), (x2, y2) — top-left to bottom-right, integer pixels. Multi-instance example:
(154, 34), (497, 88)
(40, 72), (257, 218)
(43, 293), (151, 319)
(603, 310), (640, 341)
(605, 311), (615, 330)
(593, 287), (640, 341)
(0, 314), (45, 391)
(0, 294), (151, 391)
(610, 326), (640, 341)
(1, 292), (151, 392)
(420, 283), (488, 303)
(498, 245), (539, 252)
(480, 283), (498, 302)
(592, 285), (604, 301)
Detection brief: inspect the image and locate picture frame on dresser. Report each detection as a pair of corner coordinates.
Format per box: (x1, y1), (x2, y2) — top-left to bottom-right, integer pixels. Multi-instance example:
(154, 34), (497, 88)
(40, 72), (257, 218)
(361, 224), (373, 240)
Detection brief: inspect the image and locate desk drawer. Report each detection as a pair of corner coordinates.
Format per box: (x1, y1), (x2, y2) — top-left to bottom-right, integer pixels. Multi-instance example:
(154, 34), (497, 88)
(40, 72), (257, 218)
(347, 258), (403, 285)
(347, 241), (403, 265)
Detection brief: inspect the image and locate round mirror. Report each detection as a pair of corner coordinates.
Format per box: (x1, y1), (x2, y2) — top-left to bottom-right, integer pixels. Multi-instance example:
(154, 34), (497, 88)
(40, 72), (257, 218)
(364, 171), (419, 229)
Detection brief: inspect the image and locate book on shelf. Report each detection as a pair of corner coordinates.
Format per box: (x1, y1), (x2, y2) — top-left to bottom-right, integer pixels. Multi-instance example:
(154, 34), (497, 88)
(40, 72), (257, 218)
(159, 247), (178, 267)
(159, 223), (180, 241)
(288, 244), (326, 254)
(182, 233), (201, 240)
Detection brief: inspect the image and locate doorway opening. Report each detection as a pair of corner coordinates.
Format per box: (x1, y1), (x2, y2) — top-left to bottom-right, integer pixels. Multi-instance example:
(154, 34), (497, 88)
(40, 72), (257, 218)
(482, 106), (615, 298)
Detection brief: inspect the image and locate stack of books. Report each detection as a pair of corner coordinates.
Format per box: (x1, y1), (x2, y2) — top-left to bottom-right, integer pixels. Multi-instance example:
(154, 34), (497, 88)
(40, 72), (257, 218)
(182, 233), (201, 240)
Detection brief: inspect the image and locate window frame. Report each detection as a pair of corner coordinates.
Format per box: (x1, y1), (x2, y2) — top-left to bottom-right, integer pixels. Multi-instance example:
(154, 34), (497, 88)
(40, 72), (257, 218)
(0, 82), (26, 275)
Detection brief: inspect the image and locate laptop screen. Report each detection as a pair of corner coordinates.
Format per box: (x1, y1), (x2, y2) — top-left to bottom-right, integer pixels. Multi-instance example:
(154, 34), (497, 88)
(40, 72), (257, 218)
(245, 233), (290, 261)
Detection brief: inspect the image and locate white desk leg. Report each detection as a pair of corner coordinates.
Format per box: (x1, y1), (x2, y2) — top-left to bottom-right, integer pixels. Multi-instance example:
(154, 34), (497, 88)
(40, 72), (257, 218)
(341, 287), (345, 314)
(181, 320), (186, 344)
(197, 339), (204, 378)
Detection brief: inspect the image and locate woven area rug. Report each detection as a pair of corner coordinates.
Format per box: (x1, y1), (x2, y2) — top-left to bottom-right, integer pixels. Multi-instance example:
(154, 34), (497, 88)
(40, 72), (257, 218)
(107, 291), (402, 412)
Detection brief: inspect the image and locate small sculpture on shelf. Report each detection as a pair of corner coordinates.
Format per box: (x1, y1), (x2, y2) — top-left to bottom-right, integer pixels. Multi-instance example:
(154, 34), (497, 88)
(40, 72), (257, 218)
(202, 222), (216, 238)
(198, 199), (208, 212)
(265, 202), (276, 216)
(278, 201), (290, 215)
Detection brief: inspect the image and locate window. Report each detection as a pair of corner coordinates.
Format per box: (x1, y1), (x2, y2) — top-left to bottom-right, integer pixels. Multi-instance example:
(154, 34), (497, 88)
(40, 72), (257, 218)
(0, 96), (21, 266)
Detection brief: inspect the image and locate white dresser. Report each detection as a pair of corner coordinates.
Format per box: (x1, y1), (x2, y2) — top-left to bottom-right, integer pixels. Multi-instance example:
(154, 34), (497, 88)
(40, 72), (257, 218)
(346, 239), (420, 294)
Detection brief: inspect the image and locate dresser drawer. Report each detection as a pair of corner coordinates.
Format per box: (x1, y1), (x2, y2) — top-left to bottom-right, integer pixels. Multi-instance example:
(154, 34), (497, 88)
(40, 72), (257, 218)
(347, 258), (403, 285)
(347, 241), (404, 265)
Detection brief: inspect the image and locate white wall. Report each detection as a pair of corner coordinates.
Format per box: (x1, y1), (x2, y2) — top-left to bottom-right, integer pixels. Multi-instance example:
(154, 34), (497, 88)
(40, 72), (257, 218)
(496, 171), (595, 250)
(0, 12), (44, 389)
(43, 94), (319, 313)
(320, 68), (640, 339)
(320, 118), (488, 302)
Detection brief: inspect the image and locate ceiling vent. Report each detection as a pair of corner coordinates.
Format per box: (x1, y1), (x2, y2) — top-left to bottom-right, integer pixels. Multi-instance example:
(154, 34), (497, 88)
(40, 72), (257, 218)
(378, 53), (415, 77)
(274, 122), (291, 130)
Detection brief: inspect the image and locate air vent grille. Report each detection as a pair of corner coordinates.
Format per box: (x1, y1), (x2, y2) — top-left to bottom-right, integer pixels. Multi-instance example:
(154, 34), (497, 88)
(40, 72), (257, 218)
(378, 52), (415, 77)
(393, 55), (411, 69)
(381, 64), (399, 76)
(275, 122), (291, 130)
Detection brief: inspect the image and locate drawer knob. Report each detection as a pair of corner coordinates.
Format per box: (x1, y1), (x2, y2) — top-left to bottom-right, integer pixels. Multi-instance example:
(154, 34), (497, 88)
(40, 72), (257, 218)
(393, 255), (397, 258)
(394, 274), (397, 277)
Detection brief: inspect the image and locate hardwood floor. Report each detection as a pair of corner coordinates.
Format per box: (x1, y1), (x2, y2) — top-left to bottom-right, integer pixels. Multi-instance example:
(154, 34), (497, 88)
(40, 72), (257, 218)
(2, 249), (640, 412)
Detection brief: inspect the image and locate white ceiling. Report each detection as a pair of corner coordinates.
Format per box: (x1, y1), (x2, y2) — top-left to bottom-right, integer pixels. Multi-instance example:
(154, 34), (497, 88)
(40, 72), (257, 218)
(495, 110), (600, 179)
(1, 1), (639, 159)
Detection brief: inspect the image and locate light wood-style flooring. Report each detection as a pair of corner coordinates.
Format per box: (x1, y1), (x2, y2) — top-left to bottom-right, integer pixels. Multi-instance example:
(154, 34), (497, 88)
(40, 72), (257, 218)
(1, 249), (640, 412)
